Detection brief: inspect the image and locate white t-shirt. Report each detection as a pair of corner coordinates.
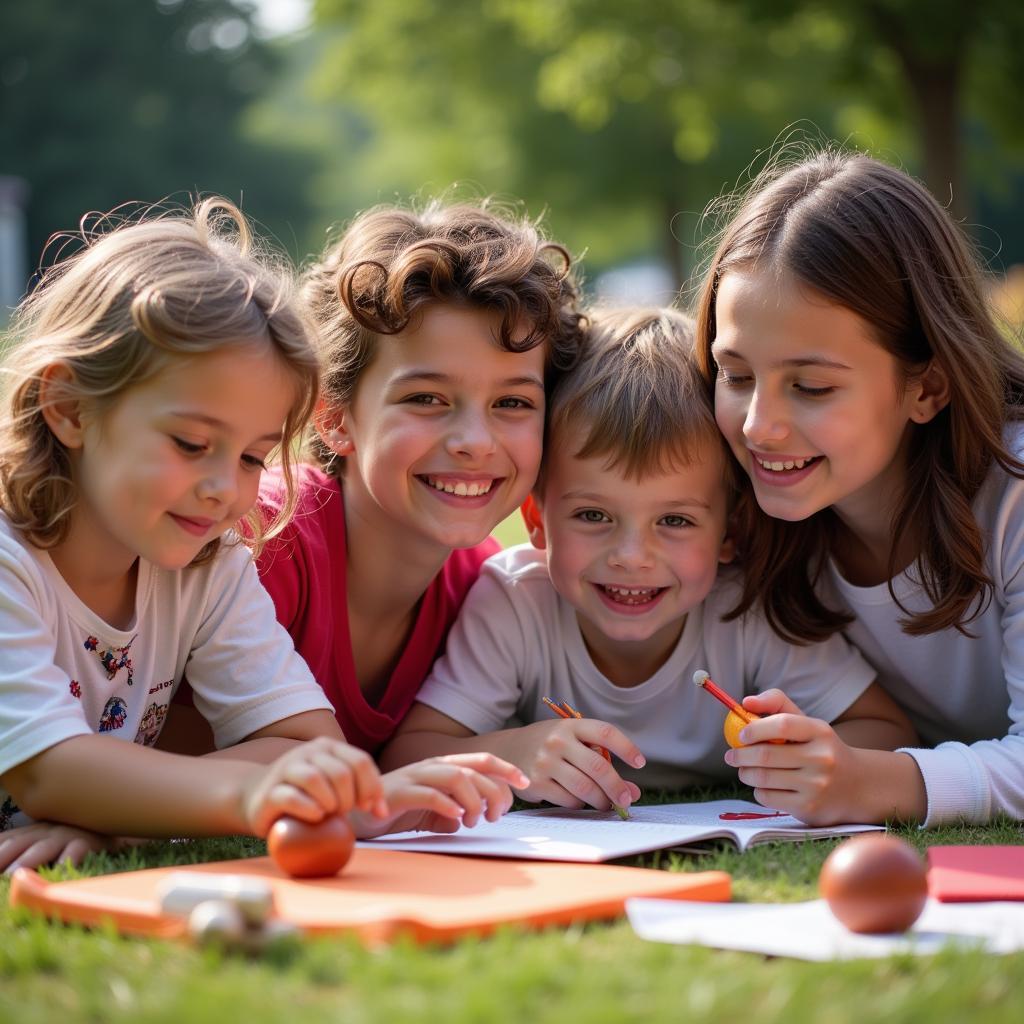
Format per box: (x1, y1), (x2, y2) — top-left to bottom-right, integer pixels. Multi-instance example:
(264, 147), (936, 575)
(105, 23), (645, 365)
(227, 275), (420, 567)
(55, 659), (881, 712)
(0, 514), (333, 831)
(416, 544), (876, 790)
(820, 425), (1024, 826)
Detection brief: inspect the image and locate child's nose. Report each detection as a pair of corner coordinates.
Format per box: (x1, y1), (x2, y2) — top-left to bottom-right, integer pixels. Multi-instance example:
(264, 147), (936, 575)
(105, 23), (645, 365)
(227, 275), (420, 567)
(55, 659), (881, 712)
(197, 460), (239, 507)
(742, 387), (789, 445)
(608, 530), (655, 570)
(445, 409), (497, 459)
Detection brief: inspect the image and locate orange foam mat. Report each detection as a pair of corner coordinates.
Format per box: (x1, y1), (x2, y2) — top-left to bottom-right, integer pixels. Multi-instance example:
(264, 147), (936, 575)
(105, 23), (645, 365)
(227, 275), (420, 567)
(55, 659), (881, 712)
(10, 847), (730, 945)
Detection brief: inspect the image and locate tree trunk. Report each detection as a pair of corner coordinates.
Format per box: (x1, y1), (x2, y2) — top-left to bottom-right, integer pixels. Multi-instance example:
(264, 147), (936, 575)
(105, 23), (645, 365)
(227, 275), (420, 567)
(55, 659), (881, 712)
(896, 54), (967, 222)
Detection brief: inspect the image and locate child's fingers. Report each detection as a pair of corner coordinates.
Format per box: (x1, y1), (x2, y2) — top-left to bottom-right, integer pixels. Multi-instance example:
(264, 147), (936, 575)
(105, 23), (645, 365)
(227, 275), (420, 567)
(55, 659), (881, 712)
(252, 783), (325, 835)
(555, 755), (631, 813)
(275, 752), (348, 816)
(574, 720), (646, 771)
(3, 834), (82, 873)
(429, 752), (530, 791)
(743, 689), (805, 717)
(380, 782), (466, 822)
(389, 763), (513, 826)
(733, 712), (825, 746)
(334, 744), (386, 815)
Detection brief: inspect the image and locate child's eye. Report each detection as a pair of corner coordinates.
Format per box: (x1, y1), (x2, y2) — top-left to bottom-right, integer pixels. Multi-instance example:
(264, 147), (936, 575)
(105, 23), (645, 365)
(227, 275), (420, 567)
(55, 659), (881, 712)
(241, 454), (268, 471)
(575, 509), (610, 524)
(405, 394), (444, 406)
(494, 396), (536, 410)
(659, 514), (693, 528)
(717, 368), (752, 388)
(793, 383), (835, 397)
(172, 436), (206, 455)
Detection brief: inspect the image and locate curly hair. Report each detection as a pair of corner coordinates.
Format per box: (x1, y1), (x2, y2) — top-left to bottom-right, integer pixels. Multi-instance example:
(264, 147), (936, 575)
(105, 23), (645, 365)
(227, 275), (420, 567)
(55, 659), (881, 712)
(0, 197), (319, 563)
(301, 198), (584, 473)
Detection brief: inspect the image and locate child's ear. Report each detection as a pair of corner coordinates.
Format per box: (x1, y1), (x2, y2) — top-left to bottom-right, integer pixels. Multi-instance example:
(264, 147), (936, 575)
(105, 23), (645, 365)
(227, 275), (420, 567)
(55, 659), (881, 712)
(38, 363), (85, 449)
(909, 360), (951, 424)
(718, 533), (737, 566)
(520, 494), (547, 550)
(314, 400), (354, 456)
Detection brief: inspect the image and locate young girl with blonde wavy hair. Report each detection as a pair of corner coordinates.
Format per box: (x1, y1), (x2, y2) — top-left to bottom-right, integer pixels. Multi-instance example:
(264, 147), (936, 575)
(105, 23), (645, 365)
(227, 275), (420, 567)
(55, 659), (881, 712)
(0, 199), (526, 871)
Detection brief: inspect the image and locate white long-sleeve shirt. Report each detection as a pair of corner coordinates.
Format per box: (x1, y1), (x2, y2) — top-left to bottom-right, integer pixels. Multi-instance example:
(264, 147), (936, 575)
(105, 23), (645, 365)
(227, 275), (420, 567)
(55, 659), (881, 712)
(821, 426), (1024, 826)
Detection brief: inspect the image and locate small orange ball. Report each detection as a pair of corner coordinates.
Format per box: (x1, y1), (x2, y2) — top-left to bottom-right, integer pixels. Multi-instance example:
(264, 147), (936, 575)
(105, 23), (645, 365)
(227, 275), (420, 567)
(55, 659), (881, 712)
(723, 710), (750, 748)
(819, 834), (928, 934)
(267, 815), (355, 879)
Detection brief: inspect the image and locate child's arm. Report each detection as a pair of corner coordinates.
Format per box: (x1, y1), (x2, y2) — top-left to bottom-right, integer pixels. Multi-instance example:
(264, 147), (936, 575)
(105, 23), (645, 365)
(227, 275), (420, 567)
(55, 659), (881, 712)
(383, 702), (644, 815)
(1, 733), (386, 842)
(724, 685), (927, 825)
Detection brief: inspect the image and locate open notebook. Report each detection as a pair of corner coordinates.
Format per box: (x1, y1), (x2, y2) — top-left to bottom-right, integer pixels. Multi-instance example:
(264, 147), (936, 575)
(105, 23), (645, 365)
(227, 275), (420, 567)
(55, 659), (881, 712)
(363, 798), (883, 862)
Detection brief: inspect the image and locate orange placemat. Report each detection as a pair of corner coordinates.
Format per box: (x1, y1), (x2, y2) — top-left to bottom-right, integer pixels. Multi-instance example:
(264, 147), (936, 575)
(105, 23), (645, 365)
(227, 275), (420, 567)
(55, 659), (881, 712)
(10, 847), (729, 945)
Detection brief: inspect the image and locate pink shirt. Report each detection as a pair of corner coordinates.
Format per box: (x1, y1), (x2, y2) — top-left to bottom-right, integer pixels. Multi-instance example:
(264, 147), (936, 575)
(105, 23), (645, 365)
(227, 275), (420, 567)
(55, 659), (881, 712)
(257, 466), (499, 753)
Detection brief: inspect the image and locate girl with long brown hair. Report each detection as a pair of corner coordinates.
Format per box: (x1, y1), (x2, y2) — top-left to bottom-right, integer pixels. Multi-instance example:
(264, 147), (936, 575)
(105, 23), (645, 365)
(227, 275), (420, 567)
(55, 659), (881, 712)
(697, 149), (1024, 826)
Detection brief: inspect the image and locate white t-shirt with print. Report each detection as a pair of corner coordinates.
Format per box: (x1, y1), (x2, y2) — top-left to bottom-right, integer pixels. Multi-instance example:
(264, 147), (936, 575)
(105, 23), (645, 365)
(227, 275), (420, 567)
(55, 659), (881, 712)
(0, 514), (333, 830)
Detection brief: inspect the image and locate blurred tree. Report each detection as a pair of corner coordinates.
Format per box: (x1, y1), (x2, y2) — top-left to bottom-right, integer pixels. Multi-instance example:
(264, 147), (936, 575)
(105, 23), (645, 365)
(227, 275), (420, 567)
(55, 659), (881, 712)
(312, 0), (1024, 282)
(739, 0), (1024, 221)
(0, 0), (319, 274)
(311, 0), (910, 286)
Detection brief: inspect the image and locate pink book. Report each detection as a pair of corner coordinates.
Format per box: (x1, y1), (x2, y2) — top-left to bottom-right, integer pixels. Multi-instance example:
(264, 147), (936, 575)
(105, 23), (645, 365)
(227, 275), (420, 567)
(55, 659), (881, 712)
(926, 846), (1024, 902)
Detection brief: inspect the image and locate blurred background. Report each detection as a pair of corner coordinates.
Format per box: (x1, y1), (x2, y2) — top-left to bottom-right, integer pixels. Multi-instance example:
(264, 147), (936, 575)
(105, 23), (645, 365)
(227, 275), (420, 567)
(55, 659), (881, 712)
(3, 0), (1024, 330)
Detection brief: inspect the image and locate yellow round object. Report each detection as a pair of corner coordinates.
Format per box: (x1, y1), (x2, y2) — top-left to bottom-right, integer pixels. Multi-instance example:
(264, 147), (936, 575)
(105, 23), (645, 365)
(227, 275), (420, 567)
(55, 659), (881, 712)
(723, 709), (750, 748)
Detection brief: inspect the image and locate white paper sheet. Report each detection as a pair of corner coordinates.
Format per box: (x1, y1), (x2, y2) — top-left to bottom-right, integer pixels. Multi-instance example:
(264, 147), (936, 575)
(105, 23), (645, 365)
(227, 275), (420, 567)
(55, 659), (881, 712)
(361, 799), (883, 862)
(626, 896), (1024, 959)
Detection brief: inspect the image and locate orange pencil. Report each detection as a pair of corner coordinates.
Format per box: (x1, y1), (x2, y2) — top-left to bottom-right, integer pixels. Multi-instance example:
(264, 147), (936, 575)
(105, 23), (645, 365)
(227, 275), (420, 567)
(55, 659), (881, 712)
(692, 670), (785, 748)
(691, 670), (756, 723)
(542, 696), (630, 819)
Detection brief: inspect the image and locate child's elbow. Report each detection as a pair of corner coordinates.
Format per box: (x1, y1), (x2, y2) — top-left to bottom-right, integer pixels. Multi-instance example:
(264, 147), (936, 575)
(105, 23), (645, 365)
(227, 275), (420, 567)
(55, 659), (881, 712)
(1, 755), (55, 820)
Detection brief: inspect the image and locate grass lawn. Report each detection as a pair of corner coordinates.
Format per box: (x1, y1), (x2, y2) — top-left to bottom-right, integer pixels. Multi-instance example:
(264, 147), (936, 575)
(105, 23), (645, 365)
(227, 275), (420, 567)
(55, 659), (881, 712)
(3, 783), (1021, 1024)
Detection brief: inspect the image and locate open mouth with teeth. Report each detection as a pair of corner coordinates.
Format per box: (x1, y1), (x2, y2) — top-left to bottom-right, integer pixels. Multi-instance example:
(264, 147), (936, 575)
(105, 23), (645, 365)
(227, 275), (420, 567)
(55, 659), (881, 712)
(754, 455), (823, 473)
(420, 475), (497, 498)
(597, 584), (666, 607)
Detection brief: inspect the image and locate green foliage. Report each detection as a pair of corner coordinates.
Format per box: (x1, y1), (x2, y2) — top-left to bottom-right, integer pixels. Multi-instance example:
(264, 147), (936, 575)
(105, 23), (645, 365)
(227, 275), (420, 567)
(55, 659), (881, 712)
(0, 0), (320, 266)
(2, 791), (1022, 1024)
(306, 0), (1024, 282)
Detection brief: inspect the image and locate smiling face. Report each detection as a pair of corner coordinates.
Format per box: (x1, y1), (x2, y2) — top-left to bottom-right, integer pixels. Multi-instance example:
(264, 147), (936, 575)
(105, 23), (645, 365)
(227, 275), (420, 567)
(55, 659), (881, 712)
(711, 268), (931, 536)
(59, 340), (297, 581)
(530, 423), (734, 665)
(331, 303), (547, 555)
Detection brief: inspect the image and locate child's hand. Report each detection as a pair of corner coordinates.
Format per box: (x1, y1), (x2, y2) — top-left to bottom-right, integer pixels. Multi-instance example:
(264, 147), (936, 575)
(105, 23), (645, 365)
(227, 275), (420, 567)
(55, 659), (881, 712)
(502, 719), (644, 814)
(0, 823), (117, 873)
(723, 689), (865, 825)
(242, 737), (388, 837)
(352, 753), (530, 838)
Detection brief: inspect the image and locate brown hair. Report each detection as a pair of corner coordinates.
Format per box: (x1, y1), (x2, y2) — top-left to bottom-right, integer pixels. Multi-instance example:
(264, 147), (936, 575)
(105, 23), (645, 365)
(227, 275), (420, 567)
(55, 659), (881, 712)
(694, 148), (1024, 642)
(301, 198), (584, 473)
(0, 198), (319, 563)
(544, 306), (736, 492)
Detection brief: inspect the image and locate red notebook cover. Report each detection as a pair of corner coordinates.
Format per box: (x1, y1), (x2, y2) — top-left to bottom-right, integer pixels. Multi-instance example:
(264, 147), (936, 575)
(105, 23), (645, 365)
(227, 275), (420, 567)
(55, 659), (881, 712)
(926, 846), (1024, 902)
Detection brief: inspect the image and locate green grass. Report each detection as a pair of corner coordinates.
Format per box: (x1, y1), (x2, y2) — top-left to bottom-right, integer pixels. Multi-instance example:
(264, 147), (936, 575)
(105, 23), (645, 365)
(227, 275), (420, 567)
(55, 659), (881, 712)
(3, 785), (1022, 1024)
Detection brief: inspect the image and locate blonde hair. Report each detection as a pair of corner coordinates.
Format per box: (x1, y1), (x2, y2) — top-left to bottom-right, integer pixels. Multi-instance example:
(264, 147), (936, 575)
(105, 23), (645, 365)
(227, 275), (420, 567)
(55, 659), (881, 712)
(0, 197), (319, 563)
(301, 198), (584, 474)
(544, 306), (735, 490)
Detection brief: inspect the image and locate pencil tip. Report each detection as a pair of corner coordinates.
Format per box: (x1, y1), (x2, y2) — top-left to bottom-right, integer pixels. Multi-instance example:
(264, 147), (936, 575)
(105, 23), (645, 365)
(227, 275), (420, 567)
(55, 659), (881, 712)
(693, 670), (709, 687)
